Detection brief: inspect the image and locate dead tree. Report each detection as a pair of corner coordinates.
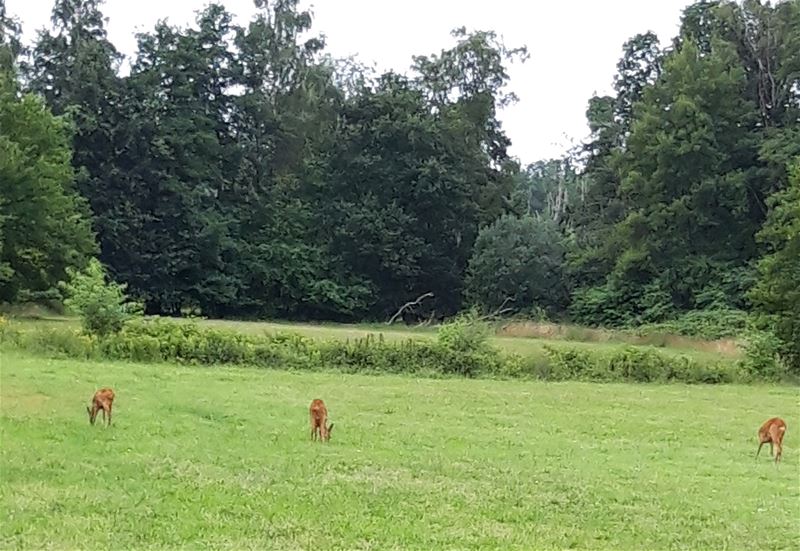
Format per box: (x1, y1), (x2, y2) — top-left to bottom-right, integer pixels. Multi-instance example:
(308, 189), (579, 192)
(387, 292), (434, 325)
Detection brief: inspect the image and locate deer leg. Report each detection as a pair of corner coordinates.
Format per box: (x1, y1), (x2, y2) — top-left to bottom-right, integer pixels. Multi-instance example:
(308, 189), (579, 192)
(770, 442), (774, 456)
(756, 442), (764, 460)
(107, 405), (112, 427)
(101, 409), (106, 424)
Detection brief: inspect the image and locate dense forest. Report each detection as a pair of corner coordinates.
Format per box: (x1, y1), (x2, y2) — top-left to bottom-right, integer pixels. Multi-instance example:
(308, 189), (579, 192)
(0, 0), (798, 364)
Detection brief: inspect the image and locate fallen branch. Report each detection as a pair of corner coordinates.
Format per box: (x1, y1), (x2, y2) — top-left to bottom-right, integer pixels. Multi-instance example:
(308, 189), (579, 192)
(387, 292), (434, 325)
(475, 297), (515, 322)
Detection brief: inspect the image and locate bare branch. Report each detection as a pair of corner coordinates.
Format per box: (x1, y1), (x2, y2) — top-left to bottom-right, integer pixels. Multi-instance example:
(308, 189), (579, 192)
(495, 296), (514, 313)
(474, 297), (516, 322)
(387, 292), (434, 325)
(475, 307), (514, 322)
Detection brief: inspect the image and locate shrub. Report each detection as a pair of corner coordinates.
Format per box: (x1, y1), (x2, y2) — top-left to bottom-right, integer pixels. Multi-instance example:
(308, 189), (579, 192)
(737, 330), (787, 381)
(0, 315), (19, 345)
(92, 316), (509, 378)
(636, 309), (749, 340)
(18, 327), (97, 359)
(61, 259), (142, 337)
(606, 347), (663, 382)
(436, 312), (504, 377)
(465, 214), (568, 314)
(569, 285), (634, 327)
(4, 316), (753, 385)
(542, 344), (738, 384)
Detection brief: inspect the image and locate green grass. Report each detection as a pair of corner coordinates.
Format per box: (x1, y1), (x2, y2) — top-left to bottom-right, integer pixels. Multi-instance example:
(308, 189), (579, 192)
(2, 351), (797, 549)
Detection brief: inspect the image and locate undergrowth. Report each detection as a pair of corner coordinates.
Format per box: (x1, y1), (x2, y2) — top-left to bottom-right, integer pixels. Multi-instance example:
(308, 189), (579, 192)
(0, 314), (784, 384)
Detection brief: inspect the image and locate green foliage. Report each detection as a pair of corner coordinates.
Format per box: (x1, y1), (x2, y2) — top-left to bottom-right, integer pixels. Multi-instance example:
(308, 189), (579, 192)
(749, 162), (800, 374)
(435, 310), (502, 377)
(636, 308), (750, 340)
(16, 326), (96, 359)
(8, 0), (529, 320)
(0, 3), (24, 70)
(88, 316), (494, 377)
(737, 330), (787, 381)
(0, 67), (96, 304)
(542, 344), (739, 384)
(613, 32), (663, 134)
(61, 258), (140, 336)
(511, 158), (586, 225)
(610, 37), (759, 317)
(4, 315), (757, 384)
(466, 215), (567, 315)
(565, 1), (799, 329)
(0, 314), (18, 345)
(2, 0), (798, 332)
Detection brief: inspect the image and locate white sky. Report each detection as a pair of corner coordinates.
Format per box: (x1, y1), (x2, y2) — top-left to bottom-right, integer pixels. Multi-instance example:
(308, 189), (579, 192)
(7, 0), (693, 163)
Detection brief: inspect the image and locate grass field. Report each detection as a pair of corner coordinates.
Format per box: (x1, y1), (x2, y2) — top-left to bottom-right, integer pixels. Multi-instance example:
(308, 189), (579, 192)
(1, 350), (797, 549)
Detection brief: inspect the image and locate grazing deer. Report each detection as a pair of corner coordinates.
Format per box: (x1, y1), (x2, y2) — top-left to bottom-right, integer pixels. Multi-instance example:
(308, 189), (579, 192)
(309, 399), (334, 442)
(87, 388), (115, 427)
(756, 417), (786, 464)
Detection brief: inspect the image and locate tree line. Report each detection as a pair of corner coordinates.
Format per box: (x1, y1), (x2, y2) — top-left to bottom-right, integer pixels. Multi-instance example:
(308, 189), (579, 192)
(0, 0), (798, 359)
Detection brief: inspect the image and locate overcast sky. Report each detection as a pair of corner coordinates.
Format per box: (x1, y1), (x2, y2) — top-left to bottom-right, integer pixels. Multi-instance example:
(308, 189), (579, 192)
(7, 0), (694, 163)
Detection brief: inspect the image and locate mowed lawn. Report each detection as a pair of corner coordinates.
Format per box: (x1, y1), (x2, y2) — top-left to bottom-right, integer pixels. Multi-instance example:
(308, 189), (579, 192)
(1, 352), (797, 549)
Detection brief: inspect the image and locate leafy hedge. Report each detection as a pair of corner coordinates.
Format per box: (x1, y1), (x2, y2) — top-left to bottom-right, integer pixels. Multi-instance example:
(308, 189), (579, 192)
(0, 316), (783, 384)
(539, 345), (739, 384)
(634, 308), (749, 340)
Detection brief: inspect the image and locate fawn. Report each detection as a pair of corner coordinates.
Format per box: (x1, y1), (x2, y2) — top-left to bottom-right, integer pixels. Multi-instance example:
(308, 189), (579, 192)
(87, 388), (115, 427)
(756, 417), (786, 464)
(309, 399), (334, 442)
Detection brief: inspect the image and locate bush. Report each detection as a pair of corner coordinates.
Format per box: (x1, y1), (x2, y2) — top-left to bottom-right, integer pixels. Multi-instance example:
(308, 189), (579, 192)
(541, 344), (738, 384)
(569, 285), (635, 327)
(18, 327), (97, 359)
(465, 214), (568, 314)
(318, 335), (451, 376)
(61, 259), (142, 337)
(636, 309), (749, 340)
(436, 311), (504, 377)
(4, 316), (755, 385)
(0, 315), (18, 345)
(737, 330), (787, 381)
(606, 347), (670, 382)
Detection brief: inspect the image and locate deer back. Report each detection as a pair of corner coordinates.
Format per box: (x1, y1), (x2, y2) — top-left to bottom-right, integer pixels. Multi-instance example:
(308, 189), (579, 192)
(758, 417), (786, 443)
(93, 388), (115, 409)
(309, 399), (327, 424)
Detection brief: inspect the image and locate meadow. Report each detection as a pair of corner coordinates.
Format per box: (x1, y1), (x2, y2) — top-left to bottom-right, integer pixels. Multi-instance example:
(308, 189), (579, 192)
(1, 349), (798, 549)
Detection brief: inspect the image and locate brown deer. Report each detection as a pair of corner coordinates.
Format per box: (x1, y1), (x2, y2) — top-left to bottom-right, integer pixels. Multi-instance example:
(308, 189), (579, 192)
(309, 399), (334, 442)
(87, 388), (115, 427)
(756, 417), (786, 464)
